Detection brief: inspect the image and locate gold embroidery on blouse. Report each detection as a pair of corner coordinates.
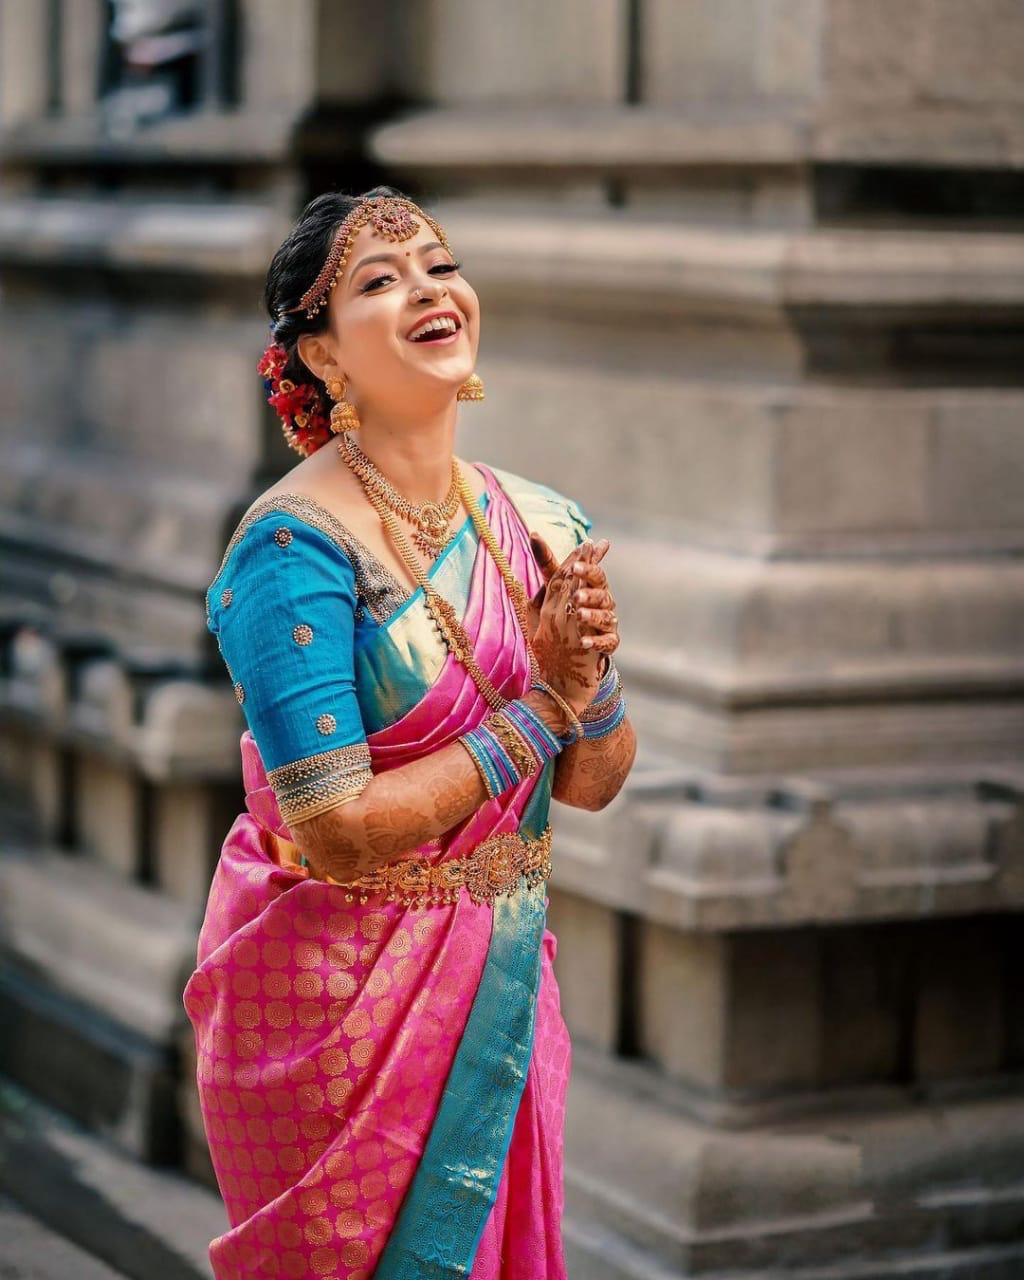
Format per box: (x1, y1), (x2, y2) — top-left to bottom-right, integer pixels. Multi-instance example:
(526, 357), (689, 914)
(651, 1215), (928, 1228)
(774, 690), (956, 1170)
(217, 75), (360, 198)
(208, 492), (415, 627)
(292, 623), (314, 646)
(315, 713), (337, 735)
(268, 742), (373, 826)
(234, 681), (245, 704)
(220, 587), (233, 607)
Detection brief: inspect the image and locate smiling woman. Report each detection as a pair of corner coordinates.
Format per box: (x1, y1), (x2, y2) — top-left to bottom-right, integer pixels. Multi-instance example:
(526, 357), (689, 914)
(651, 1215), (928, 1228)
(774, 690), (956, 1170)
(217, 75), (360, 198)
(182, 185), (635, 1280)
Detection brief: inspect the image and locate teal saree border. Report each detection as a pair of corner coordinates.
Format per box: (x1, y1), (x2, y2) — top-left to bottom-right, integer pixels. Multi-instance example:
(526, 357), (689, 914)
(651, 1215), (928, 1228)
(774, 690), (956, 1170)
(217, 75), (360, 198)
(374, 877), (548, 1278)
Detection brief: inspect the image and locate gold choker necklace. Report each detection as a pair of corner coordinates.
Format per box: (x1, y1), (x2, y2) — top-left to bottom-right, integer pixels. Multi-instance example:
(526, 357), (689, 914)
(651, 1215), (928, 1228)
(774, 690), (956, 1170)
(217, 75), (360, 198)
(336, 430), (462, 559)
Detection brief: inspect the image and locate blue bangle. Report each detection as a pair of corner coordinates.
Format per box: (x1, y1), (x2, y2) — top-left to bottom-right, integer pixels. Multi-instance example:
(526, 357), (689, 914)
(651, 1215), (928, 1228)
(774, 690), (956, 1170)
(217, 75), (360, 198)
(503, 697), (565, 758)
(579, 661), (625, 740)
(581, 693), (626, 739)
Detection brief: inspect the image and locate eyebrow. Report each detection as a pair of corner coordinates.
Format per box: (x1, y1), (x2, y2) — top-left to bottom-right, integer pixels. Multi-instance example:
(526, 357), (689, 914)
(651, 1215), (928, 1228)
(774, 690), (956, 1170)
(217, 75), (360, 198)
(349, 240), (446, 279)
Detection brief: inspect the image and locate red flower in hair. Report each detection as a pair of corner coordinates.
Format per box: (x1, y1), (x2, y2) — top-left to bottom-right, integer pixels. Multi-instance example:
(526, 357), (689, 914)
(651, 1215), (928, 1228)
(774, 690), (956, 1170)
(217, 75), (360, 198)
(257, 340), (333, 457)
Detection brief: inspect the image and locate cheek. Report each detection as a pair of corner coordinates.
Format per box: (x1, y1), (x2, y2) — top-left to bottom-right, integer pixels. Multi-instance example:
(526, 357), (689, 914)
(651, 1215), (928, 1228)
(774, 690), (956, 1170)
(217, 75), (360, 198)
(456, 283), (481, 346)
(345, 302), (403, 360)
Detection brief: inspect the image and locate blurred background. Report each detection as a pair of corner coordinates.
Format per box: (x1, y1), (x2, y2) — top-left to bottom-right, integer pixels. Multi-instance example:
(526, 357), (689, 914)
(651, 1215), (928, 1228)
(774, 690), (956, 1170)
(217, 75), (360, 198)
(1, 2), (1024, 1277)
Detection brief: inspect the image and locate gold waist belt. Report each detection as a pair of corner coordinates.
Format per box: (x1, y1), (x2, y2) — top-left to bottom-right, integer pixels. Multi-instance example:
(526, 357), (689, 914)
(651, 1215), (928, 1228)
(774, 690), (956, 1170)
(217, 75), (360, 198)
(270, 824), (553, 908)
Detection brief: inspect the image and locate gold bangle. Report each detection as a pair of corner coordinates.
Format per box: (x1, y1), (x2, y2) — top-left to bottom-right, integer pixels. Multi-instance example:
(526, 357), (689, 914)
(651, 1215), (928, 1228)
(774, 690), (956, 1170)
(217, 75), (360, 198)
(531, 678), (584, 744)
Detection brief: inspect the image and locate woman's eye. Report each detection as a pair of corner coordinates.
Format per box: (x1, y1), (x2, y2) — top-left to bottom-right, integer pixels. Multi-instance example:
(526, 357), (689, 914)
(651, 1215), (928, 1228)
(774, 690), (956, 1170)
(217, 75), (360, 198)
(360, 260), (461, 294)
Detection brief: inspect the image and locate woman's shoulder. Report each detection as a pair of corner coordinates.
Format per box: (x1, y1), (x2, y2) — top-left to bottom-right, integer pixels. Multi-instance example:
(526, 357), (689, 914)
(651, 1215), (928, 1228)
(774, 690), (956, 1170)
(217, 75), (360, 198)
(206, 488), (360, 632)
(482, 462), (593, 558)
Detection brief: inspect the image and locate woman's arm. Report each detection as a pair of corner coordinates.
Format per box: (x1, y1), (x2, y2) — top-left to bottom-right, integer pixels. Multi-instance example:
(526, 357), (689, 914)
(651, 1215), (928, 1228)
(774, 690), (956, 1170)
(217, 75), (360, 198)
(543, 536), (634, 810)
(290, 688), (572, 882)
(551, 714), (637, 811)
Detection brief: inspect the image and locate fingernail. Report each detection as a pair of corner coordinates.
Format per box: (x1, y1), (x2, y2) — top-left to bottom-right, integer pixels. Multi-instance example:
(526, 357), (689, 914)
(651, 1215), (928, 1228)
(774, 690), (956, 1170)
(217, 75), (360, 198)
(582, 637), (593, 647)
(574, 562), (585, 573)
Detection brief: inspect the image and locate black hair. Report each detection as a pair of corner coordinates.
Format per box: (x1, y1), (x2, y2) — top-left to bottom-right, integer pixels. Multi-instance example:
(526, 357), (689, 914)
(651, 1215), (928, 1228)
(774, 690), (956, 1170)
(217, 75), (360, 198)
(262, 183), (412, 404)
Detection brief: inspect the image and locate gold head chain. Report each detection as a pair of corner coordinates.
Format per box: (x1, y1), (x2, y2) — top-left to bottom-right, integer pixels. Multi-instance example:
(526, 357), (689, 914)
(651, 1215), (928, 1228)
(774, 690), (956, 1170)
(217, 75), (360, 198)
(285, 195), (453, 320)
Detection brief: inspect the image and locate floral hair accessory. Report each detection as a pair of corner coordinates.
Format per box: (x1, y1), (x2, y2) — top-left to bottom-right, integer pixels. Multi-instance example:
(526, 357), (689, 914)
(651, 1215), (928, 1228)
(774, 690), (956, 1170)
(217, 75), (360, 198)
(256, 336), (333, 457)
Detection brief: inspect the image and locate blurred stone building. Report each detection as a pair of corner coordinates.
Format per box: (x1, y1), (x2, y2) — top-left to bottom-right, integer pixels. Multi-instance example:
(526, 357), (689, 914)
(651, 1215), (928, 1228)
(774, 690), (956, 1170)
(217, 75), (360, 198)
(1, 2), (1023, 1277)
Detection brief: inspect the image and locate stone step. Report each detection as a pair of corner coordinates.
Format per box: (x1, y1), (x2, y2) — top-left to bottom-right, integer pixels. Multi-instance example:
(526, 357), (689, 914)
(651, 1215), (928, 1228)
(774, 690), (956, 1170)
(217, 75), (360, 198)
(563, 1047), (1024, 1277)
(0, 1077), (224, 1280)
(0, 1192), (131, 1280)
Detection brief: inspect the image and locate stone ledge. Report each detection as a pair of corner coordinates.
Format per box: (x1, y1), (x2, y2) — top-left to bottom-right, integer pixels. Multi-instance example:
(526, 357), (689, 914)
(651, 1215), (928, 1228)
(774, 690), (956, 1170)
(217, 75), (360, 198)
(0, 109), (296, 167)
(0, 845), (197, 1040)
(0, 196), (288, 275)
(0, 1192), (128, 1280)
(371, 103), (1024, 174)
(373, 104), (811, 170)
(563, 1043), (1024, 1276)
(551, 755), (1024, 929)
(0, 627), (242, 783)
(432, 207), (1024, 316)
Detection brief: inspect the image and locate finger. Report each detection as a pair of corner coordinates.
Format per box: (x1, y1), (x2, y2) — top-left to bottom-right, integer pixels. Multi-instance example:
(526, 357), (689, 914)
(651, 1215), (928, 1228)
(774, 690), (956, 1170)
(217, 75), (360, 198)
(581, 631), (619, 651)
(529, 532), (561, 581)
(573, 587), (614, 610)
(572, 560), (608, 587)
(577, 607), (617, 630)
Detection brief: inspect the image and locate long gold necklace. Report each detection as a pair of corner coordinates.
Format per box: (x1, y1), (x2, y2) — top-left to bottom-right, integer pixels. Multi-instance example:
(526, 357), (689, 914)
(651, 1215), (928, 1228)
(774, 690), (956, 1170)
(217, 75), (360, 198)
(336, 432), (541, 713)
(338, 431), (462, 558)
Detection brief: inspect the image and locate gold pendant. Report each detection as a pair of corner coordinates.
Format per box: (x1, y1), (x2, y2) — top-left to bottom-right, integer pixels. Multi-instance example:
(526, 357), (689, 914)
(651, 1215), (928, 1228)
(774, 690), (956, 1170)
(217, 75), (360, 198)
(417, 501), (451, 543)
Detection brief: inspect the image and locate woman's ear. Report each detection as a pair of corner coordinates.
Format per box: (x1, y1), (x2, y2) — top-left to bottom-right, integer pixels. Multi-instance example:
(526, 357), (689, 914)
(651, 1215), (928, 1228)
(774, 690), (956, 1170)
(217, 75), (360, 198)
(295, 332), (331, 382)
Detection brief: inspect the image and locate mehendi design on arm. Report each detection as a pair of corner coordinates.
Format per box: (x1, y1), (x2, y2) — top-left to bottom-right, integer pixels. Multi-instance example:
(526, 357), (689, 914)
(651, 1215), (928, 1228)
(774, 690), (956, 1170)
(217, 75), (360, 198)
(289, 739), (491, 882)
(552, 715), (637, 810)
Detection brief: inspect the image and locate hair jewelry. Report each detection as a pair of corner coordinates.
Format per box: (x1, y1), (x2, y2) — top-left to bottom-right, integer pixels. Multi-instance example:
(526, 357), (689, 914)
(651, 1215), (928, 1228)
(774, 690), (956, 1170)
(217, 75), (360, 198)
(286, 195), (453, 321)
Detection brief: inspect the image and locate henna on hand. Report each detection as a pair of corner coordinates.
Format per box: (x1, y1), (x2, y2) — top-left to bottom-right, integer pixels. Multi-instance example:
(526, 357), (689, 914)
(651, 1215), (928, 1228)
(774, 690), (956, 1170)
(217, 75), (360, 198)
(547, 537), (635, 809)
(529, 534), (610, 713)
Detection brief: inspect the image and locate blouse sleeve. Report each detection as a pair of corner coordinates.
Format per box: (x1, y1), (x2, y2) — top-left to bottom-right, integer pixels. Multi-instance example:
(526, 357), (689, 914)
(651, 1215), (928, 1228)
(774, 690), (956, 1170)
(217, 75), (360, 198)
(206, 511), (373, 827)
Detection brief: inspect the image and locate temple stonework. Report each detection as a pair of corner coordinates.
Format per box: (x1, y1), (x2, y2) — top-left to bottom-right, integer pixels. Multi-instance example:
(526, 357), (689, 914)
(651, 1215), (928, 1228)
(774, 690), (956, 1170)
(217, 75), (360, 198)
(1, 2), (1023, 1276)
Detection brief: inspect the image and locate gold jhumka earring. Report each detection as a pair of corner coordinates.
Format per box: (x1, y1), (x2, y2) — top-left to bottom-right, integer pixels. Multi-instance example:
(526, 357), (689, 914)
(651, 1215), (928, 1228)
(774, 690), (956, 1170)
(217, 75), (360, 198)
(325, 374), (361, 432)
(456, 372), (485, 401)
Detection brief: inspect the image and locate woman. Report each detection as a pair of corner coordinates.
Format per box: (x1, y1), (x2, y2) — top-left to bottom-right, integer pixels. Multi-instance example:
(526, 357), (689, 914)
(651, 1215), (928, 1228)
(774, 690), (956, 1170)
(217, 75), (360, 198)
(183, 185), (636, 1279)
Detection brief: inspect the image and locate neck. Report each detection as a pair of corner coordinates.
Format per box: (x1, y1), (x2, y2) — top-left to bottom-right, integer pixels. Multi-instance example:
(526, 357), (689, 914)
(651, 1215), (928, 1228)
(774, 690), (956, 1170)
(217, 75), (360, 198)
(345, 397), (460, 504)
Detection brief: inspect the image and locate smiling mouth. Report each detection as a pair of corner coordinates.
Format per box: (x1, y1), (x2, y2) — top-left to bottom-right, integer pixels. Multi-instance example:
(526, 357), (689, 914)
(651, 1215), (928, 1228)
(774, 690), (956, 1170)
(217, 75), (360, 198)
(410, 329), (461, 346)
(407, 315), (462, 344)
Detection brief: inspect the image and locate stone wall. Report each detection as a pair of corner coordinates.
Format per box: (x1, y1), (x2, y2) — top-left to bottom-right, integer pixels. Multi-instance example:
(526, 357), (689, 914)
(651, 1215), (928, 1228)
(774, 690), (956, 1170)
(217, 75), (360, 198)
(1, 2), (1023, 1275)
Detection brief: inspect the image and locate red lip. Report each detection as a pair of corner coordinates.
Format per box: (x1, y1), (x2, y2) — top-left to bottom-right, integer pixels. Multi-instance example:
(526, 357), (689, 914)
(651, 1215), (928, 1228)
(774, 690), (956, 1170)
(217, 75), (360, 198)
(405, 310), (462, 340)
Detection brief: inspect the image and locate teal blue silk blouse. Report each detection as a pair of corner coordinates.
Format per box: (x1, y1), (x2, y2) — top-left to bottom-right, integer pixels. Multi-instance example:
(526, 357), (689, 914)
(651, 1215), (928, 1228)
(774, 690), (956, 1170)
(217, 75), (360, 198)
(205, 467), (591, 828)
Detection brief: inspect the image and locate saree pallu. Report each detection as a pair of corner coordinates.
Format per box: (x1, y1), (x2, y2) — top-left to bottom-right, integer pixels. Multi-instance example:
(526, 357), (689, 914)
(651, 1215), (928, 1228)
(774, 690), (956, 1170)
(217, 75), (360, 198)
(183, 465), (572, 1279)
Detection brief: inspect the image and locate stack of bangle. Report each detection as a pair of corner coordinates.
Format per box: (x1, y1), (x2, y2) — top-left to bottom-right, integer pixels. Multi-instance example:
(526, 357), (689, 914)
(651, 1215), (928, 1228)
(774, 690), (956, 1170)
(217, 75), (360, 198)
(461, 695), (564, 801)
(460, 665), (625, 801)
(578, 658), (626, 739)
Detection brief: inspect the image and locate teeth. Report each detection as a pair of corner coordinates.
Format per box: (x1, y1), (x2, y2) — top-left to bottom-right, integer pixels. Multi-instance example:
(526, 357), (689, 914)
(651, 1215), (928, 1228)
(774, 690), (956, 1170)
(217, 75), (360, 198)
(409, 316), (458, 341)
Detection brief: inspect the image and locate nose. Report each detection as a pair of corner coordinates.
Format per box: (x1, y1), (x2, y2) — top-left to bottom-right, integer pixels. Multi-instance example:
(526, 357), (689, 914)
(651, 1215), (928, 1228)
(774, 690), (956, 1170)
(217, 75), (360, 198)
(411, 272), (447, 303)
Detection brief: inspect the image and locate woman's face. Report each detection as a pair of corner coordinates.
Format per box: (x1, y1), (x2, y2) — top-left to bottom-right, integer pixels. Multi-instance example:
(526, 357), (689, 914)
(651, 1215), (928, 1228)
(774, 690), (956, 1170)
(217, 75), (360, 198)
(306, 216), (479, 413)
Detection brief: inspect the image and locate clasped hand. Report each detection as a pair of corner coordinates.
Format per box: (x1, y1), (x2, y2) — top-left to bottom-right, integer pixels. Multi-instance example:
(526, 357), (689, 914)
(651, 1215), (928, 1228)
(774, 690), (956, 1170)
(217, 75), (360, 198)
(526, 532), (620, 718)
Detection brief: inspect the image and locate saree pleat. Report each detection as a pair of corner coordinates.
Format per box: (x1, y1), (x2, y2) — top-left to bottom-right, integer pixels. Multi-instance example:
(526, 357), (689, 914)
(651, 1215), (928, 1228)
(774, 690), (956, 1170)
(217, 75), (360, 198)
(183, 462), (572, 1279)
(373, 882), (547, 1277)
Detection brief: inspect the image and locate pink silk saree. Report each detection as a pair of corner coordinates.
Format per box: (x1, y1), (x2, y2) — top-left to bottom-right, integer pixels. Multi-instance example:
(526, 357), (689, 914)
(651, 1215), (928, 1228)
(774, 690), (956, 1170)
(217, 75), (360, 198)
(183, 463), (572, 1279)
